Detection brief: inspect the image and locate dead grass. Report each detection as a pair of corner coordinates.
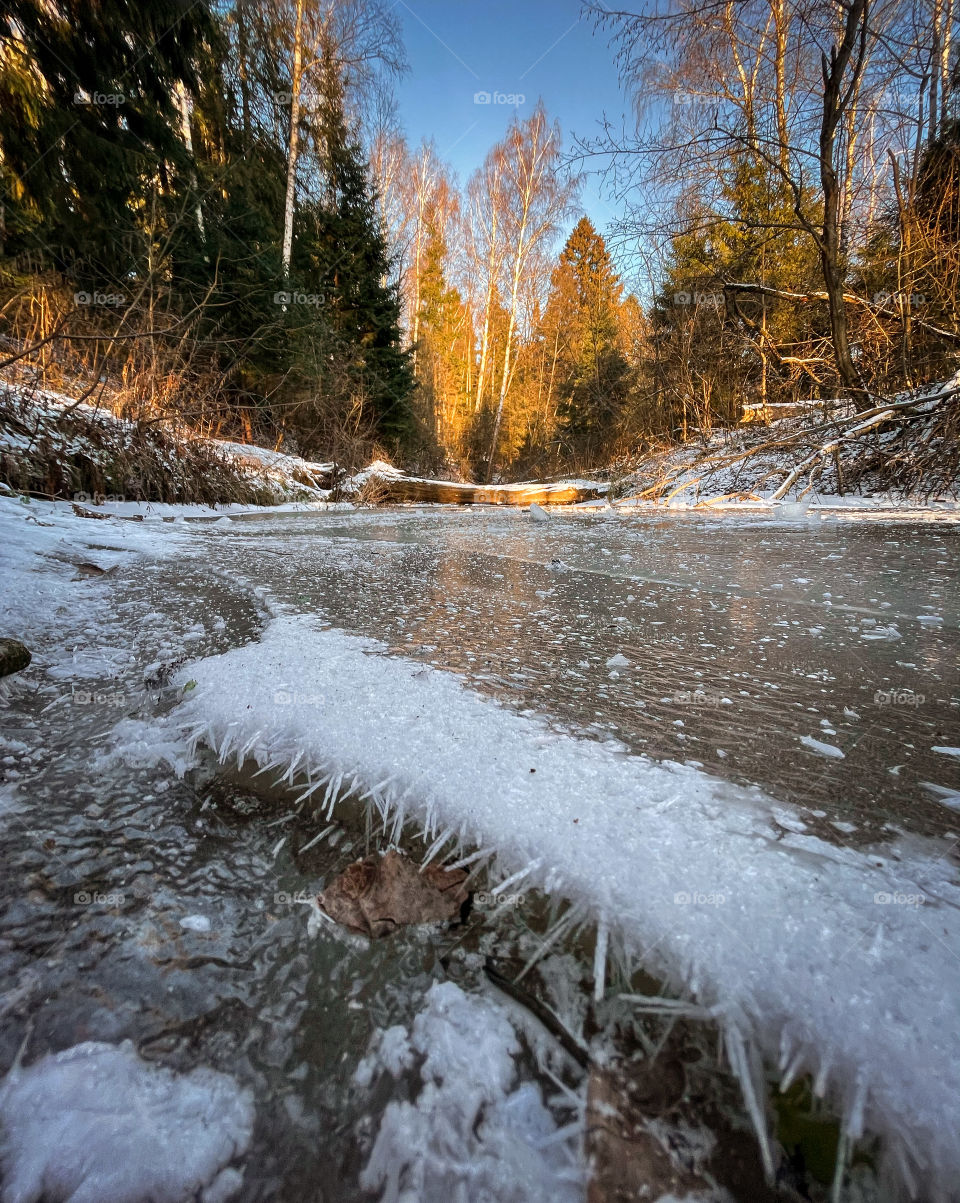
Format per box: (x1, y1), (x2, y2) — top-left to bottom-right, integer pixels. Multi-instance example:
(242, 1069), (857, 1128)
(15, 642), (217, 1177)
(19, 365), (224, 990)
(0, 385), (280, 506)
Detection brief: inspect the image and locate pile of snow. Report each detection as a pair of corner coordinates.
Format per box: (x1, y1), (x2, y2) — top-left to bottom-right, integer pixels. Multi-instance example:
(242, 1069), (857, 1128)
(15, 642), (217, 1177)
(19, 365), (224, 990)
(167, 613), (960, 1198)
(355, 981), (582, 1203)
(0, 1041), (254, 1203)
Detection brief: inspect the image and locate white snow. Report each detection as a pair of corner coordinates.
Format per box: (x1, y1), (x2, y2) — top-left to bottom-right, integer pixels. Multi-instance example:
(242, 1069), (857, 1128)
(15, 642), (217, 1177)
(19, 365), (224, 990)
(0, 1040), (254, 1203)
(179, 913), (212, 933)
(799, 735), (846, 759)
(169, 611), (960, 1198)
(921, 784), (960, 811)
(932, 746), (960, 759)
(0, 497), (184, 649)
(357, 981), (582, 1203)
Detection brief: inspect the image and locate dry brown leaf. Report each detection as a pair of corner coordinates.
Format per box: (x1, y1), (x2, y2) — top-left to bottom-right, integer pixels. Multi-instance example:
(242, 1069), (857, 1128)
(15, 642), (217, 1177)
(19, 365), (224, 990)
(317, 849), (468, 938)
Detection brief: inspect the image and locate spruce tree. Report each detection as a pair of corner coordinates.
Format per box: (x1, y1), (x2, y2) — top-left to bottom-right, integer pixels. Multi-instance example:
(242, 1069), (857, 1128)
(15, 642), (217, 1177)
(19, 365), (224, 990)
(544, 217), (632, 462)
(0, 0), (217, 278)
(301, 52), (413, 452)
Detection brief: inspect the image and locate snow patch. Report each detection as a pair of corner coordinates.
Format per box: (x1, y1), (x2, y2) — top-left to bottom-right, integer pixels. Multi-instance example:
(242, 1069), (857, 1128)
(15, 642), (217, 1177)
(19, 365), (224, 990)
(0, 1040), (254, 1203)
(357, 981), (582, 1203)
(799, 735), (846, 759)
(168, 612), (960, 1199)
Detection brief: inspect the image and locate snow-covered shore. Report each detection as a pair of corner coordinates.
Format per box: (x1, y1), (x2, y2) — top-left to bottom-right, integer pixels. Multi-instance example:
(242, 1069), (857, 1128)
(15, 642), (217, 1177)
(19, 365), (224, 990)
(4, 375), (958, 518)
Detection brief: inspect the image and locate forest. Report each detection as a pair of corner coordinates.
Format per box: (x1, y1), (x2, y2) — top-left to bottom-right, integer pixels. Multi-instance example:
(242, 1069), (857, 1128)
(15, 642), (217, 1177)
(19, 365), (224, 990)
(2, 6), (960, 1202)
(0, 0), (957, 483)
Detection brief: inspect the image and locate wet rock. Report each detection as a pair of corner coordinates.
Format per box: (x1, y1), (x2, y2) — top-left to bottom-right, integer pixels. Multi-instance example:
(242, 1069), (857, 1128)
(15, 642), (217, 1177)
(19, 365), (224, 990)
(0, 639), (31, 679)
(586, 1061), (704, 1202)
(318, 849), (468, 938)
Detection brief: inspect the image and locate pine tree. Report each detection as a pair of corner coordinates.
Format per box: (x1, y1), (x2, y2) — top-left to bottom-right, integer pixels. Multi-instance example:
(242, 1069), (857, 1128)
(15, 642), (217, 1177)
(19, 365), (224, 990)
(299, 50), (413, 451)
(542, 217), (632, 463)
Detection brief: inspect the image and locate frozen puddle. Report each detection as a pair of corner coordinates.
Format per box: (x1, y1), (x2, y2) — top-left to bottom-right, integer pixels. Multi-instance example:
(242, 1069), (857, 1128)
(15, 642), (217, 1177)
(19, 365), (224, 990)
(170, 610), (960, 1198)
(195, 507), (960, 843)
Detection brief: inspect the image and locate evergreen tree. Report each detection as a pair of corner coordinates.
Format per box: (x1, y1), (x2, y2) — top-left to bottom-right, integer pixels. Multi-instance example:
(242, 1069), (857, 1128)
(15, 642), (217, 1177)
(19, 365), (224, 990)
(299, 51), (413, 451)
(651, 155), (820, 428)
(0, 0), (217, 278)
(543, 217), (632, 462)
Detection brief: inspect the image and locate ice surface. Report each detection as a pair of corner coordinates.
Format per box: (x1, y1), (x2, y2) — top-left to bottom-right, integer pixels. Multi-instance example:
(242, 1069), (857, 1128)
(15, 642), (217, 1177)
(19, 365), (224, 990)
(196, 505), (957, 841)
(357, 981), (582, 1203)
(0, 497), (186, 651)
(172, 611), (960, 1197)
(0, 1040), (254, 1203)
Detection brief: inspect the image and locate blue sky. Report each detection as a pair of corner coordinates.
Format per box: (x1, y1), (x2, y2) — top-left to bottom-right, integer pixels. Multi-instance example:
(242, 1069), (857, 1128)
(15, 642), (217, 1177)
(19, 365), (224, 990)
(392, 0), (634, 262)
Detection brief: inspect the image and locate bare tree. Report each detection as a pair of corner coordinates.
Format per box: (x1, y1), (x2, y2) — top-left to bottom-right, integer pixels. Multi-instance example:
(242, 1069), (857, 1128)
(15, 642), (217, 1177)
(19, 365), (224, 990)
(263, 0), (405, 283)
(480, 105), (577, 480)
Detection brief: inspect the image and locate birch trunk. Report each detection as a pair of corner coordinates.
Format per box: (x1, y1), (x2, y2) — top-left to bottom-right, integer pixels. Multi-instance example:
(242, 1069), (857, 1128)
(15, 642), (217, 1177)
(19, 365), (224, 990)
(281, 0), (306, 285)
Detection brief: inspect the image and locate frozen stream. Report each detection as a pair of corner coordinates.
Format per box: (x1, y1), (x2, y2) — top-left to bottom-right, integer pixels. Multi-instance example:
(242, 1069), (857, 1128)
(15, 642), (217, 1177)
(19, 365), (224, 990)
(1, 501), (958, 1202)
(209, 506), (960, 842)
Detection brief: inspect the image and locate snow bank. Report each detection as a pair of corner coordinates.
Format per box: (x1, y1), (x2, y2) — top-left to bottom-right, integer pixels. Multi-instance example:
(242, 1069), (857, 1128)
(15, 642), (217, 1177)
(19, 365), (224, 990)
(0, 383), (333, 504)
(0, 1041), (254, 1203)
(356, 981), (582, 1203)
(171, 612), (960, 1198)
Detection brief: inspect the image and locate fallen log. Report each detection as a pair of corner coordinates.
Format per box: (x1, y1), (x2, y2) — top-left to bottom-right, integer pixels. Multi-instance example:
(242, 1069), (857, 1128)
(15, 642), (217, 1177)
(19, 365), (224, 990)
(362, 474), (608, 506)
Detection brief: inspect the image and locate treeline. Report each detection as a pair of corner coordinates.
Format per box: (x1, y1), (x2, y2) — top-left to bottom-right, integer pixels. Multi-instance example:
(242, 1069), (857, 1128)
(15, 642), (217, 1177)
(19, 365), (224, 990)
(1, 0), (957, 482)
(584, 0), (960, 435)
(371, 115), (649, 479)
(0, 0), (412, 464)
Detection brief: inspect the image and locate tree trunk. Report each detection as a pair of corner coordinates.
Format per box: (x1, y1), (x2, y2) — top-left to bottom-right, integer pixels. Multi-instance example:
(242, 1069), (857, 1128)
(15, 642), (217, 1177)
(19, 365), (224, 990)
(281, 0), (306, 285)
(176, 82), (206, 246)
(817, 0), (869, 401)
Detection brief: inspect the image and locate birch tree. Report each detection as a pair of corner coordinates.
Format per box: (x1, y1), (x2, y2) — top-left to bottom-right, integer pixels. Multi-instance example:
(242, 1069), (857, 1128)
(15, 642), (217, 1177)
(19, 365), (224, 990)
(480, 105), (576, 480)
(265, 0), (404, 284)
